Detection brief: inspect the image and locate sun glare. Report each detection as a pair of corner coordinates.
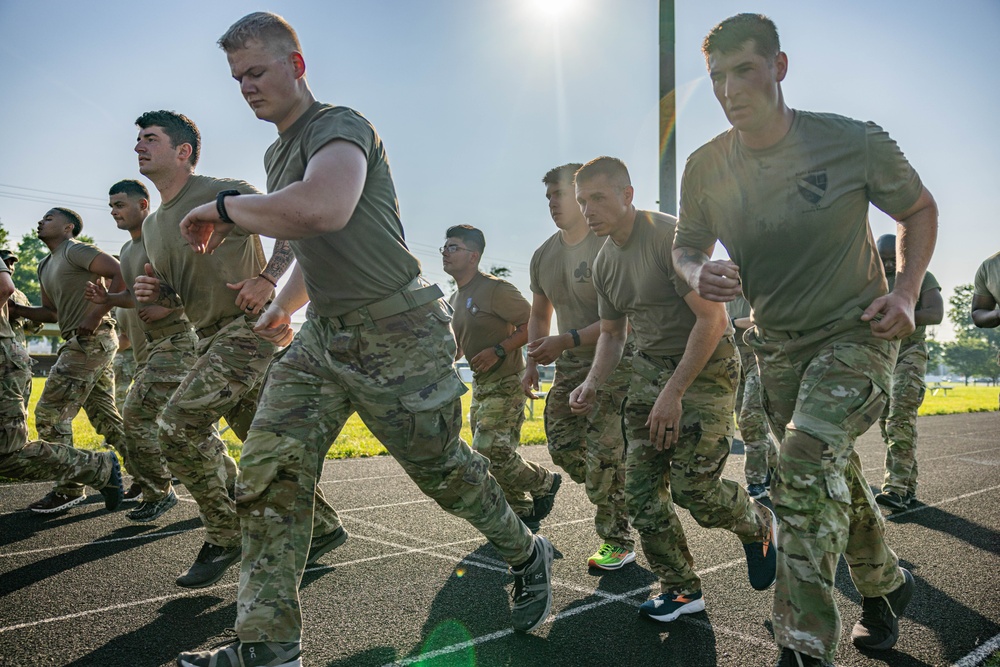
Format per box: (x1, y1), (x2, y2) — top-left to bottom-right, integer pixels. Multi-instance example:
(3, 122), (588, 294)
(528, 0), (575, 19)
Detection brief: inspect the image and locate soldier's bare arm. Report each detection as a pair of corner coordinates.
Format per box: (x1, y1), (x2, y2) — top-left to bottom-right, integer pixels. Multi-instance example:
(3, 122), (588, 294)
(671, 242), (742, 302)
(522, 292), (554, 398)
(972, 292), (1000, 328)
(181, 141), (367, 251)
(0, 270), (14, 303)
(914, 287), (943, 326)
(647, 292), (728, 450)
(10, 282), (59, 323)
(862, 187), (938, 340)
(228, 240), (296, 316)
(254, 263), (308, 347)
(569, 316), (627, 416)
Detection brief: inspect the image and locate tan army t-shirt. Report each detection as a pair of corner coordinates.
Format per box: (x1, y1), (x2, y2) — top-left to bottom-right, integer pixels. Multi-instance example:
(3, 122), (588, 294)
(115, 306), (148, 367)
(529, 230), (607, 362)
(594, 210), (705, 358)
(450, 272), (530, 382)
(38, 239), (115, 338)
(974, 251), (1000, 303)
(141, 175), (266, 331)
(265, 102), (420, 318)
(676, 112), (924, 332)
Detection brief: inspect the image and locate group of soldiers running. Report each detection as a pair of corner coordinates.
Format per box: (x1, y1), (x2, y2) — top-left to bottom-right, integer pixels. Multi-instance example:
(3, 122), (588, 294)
(1, 9), (996, 667)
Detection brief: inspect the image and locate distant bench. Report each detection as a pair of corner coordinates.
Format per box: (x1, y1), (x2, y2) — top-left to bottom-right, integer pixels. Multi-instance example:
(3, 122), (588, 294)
(927, 383), (951, 396)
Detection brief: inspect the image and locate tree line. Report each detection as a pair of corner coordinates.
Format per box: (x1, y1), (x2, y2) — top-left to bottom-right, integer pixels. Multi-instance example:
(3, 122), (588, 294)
(1, 218), (997, 381)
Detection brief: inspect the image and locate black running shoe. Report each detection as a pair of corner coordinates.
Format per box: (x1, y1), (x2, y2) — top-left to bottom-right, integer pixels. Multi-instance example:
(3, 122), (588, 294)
(851, 568), (915, 651)
(176, 542), (241, 588)
(99, 453), (125, 511)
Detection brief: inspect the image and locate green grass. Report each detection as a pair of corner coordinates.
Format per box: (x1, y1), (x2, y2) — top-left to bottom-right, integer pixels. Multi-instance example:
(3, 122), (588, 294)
(25, 378), (997, 463)
(918, 383), (998, 416)
(26, 378), (552, 463)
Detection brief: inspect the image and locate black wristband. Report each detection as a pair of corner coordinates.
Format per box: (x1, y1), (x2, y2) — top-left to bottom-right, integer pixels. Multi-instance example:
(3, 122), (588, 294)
(568, 328), (581, 347)
(216, 189), (241, 223)
(493, 343), (507, 359)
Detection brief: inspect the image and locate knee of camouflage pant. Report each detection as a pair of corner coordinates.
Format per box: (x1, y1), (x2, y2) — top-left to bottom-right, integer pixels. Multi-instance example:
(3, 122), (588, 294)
(35, 412), (74, 444)
(236, 431), (309, 519)
(774, 428), (851, 553)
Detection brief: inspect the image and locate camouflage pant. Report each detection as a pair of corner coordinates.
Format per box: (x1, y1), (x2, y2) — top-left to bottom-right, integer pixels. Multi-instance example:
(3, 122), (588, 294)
(748, 311), (905, 662)
(235, 300), (532, 643)
(546, 349), (632, 548)
(35, 326), (125, 497)
(0, 338), (114, 487)
(120, 328), (200, 503)
(158, 316), (275, 548)
(879, 340), (927, 496)
(113, 349), (137, 413)
(471, 373), (554, 517)
(736, 342), (778, 485)
(624, 339), (764, 594)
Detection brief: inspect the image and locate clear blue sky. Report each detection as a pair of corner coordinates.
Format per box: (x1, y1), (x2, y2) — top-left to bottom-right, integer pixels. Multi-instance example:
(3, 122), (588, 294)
(1, 1), (996, 339)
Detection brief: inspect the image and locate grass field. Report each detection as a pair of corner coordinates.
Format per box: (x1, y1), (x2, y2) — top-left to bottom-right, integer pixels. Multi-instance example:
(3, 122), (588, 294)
(24, 379), (998, 463)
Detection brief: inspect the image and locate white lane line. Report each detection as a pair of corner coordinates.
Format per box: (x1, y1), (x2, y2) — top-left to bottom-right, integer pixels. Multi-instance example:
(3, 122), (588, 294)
(0, 498), (435, 559)
(889, 484), (1000, 519)
(321, 473), (408, 484)
(0, 529), (192, 558)
(0, 538), (501, 634)
(954, 630), (1000, 667)
(955, 457), (1000, 467)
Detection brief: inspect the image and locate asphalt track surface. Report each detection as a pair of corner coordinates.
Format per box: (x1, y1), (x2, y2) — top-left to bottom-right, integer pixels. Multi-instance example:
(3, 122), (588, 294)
(0, 411), (997, 667)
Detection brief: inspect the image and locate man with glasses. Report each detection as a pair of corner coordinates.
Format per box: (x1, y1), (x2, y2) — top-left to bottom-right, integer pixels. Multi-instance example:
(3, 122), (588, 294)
(443, 224), (561, 531)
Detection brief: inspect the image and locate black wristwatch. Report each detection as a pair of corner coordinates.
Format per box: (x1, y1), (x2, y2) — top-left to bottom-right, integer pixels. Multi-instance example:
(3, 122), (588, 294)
(216, 189), (242, 223)
(493, 344), (507, 359)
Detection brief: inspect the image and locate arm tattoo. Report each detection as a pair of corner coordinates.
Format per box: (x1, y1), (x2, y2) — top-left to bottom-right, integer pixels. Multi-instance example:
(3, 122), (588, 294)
(156, 281), (183, 309)
(262, 240), (294, 281)
(677, 246), (709, 270)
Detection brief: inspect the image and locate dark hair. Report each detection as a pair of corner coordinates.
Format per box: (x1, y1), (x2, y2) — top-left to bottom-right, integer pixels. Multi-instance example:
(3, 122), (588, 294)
(135, 110), (201, 167)
(542, 163), (584, 186)
(876, 234), (896, 257)
(218, 11), (302, 55)
(574, 156), (631, 189)
(446, 224), (485, 254)
(109, 179), (149, 200)
(52, 207), (83, 237)
(702, 13), (780, 61)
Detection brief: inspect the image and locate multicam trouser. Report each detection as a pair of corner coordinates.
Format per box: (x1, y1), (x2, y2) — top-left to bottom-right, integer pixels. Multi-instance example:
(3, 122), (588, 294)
(735, 340), (778, 485)
(157, 316), (277, 548)
(747, 309), (905, 663)
(0, 338), (114, 488)
(879, 339), (928, 497)
(235, 299), (533, 643)
(34, 326), (126, 498)
(470, 373), (555, 518)
(112, 349), (137, 413)
(120, 328), (198, 503)
(624, 338), (764, 595)
(545, 349), (632, 549)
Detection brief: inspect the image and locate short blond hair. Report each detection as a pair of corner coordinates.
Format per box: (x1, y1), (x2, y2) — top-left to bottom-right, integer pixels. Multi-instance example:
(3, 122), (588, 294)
(218, 12), (302, 56)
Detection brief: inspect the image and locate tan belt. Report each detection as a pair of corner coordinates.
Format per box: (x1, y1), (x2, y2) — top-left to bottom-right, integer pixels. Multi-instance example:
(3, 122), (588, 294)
(63, 322), (113, 340)
(144, 322), (194, 343)
(325, 282), (443, 330)
(196, 314), (246, 340)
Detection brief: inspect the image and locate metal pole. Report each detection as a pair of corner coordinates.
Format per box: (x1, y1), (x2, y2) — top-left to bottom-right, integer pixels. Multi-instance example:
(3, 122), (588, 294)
(659, 0), (676, 215)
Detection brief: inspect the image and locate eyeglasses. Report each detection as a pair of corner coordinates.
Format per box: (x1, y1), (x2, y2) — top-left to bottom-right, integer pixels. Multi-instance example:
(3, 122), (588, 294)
(439, 244), (473, 255)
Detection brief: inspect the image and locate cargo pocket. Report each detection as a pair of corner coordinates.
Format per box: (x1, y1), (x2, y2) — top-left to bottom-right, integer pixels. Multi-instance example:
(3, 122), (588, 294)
(397, 371), (467, 464)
